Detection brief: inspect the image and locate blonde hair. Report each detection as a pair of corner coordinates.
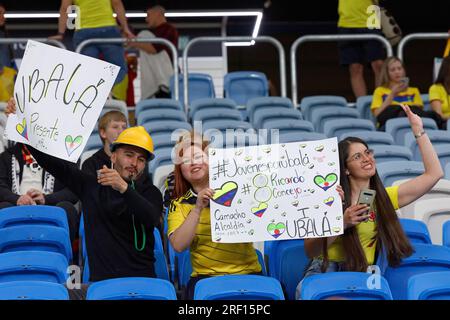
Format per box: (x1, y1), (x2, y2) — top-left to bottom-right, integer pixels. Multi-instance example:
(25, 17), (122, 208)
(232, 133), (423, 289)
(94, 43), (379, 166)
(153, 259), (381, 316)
(98, 111), (127, 143)
(379, 56), (405, 88)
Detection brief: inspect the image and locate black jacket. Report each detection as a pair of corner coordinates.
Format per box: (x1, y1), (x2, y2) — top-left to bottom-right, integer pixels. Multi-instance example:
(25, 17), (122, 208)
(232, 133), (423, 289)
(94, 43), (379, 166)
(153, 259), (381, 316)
(0, 144), (78, 205)
(29, 146), (163, 281)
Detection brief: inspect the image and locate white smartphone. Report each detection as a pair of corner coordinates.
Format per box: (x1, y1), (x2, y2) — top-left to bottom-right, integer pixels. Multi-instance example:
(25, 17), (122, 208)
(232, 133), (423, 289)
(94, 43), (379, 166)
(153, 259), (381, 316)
(400, 77), (409, 87)
(357, 189), (376, 221)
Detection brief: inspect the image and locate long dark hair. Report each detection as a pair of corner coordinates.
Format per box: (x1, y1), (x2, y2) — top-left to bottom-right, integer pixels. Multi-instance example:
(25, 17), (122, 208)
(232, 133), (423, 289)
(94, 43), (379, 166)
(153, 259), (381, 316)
(435, 56), (450, 93)
(321, 137), (413, 272)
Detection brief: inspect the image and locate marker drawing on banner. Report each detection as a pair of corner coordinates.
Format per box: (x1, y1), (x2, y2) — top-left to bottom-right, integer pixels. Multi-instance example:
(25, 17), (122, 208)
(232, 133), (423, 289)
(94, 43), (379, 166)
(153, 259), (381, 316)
(4, 40), (119, 163)
(208, 138), (343, 243)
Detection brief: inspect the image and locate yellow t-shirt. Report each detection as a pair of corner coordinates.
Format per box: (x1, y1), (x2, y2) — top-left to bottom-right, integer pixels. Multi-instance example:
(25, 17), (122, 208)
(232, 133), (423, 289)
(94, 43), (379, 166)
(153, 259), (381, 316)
(429, 84), (450, 118)
(326, 186), (399, 265)
(74, 0), (117, 29)
(338, 0), (374, 28)
(371, 86), (423, 111)
(168, 189), (262, 277)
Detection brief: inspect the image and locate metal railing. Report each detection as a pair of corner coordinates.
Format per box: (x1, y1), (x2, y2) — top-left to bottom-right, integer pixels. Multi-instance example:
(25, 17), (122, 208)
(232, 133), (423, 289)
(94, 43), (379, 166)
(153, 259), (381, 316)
(397, 33), (449, 62)
(76, 37), (179, 102)
(290, 34), (393, 106)
(182, 36), (287, 111)
(0, 38), (66, 49)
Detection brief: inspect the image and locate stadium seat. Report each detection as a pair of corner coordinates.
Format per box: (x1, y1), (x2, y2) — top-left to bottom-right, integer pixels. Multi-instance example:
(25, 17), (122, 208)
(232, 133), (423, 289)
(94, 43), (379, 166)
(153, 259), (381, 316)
(202, 120), (253, 133)
(443, 221), (450, 248)
(446, 163), (450, 180)
(323, 118), (375, 139)
(86, 277), (177, 300)
(278, 132), (327, 144)
(356, 95), (376, 123)
(192, 108), (243, 123)
(376, 161), (424, 186)
(448, 119), (450, 131)
(0, 205), (69, 233)
(412, 198), (450, 245)
(404, 130), (450, 161)
(339, 131), (395, 146)
(247, 97), (294, 123)
(135, 98), (183, 117)
(0, 225), (72, 262)
(189, 98), (237, 120)
(311, 107), (360, 132)
(224, 71), (268, 107)
(85, 134), (102, 152)
(386, 118), (438, 145)
(149, 147), (173, 178)
(433, 145), (450, 169)
(266, 239), (309, 300)
(300, 272), (393, 300)
(252, 108), (303, 129)
(170, 73), (216, 108)
(137, 109), (187, 126)
(384, 244), (450, 300)
(101, 99), (129, 121)
(0, 281), (69, 300)
(194, 274), (284, 300)
(152, 164), (174, 194)
(154, 250), (169, 281)
(143, 121), (192, 137)
(371, 145), (413, 163)
(205, 129), (265, 148)
(400, 218), (432, 244)
(300, 95), (348, 121)
(0, 251), (68, 283)
(151, 134), (177, 151)
(262, 119), (314, 134)
(421, 94), (431, 111)
(407, 271), (450, 300)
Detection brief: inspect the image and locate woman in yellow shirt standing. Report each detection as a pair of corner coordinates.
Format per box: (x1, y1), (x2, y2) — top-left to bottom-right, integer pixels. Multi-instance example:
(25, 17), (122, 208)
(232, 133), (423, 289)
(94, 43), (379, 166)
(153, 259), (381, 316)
(429, 56), (450, 127)
(370, 57), (444, 129)
(296, 104), (443, 299)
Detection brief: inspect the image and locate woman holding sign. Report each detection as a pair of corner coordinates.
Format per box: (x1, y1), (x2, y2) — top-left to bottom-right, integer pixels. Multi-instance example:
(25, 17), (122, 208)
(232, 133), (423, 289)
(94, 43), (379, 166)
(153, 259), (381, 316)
(168, 131), (262, 300)
(297, 104), (443, 299)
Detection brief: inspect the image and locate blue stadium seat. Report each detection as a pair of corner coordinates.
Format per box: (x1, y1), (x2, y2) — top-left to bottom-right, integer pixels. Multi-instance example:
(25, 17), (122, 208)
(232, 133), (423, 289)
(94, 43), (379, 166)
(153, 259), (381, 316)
(448, 119), (450, 131)
(224, 71), (268, 107)
(339, 131), (395, 146)
(205, 129), (265, 149)
(202, 120), (253, 133)
(356, 95), (376, 123)
(0, 281), (69, 300)
(386, 118), (438, 145)
(135, 99), (182, 117)
(143, 121), (192, 136)
(101, 99), (129, 122)
(300, 272), (393, 300)
(443, 221), (450, 248)
(0, 225), (72, 262)
(252, 108), (302, 129)
(311, 107), (360, 132)
(247, 97), (294, 123)
(323, 118), (375, 139)
(176, 248), (192, 290)
(194, 275), (284, 300)
(0, 251), (68, 283)
(137, 109), (187, 126)
(151, 134), (177, 151)
(149, 147), (173, 178)
(266, 239), (309, 300)
(404, 130), (450, 161)
(408, 271), (450, 300)
(446, 163), (450, 180)
(377, 161), (424, 186)
(278, 132), (327, 144)
(384, 244), (450, 300)
(85, 134), (102, 152)
(371, 145), (413, 163)
(434, 144), (450, 169)
(171, 73), (216, 108)
(300, 95), (348, 121)
(188, 98), (237, 120)
(192, 108), (243, 123)
(0, 205), (69, 233)
(154, 250), (169, 281)
(400, 218), (432, 244)
(87, 277), (177, 300)
(421, 94), (431, 111)
(262, 119), (314, 134)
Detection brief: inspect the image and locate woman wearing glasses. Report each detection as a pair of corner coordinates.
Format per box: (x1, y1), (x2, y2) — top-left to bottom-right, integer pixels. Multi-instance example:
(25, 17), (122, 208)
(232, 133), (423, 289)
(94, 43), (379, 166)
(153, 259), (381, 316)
(296, 104), (443, 299)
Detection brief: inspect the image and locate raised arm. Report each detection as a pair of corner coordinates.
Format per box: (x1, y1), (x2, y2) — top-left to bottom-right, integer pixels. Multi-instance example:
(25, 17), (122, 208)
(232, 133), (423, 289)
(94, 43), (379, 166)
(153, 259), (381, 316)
(111, 0), (134, 38)
(397, 104), (444, 207)
(49, 0), (72, 40)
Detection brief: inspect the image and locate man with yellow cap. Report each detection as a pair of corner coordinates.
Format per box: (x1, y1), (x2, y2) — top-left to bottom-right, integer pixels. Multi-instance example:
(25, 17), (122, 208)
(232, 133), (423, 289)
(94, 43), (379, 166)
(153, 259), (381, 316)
(26, 126), (163, 288)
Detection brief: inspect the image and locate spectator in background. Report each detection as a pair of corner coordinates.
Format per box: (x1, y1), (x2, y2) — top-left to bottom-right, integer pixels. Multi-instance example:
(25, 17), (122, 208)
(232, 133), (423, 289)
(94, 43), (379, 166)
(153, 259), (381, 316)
(50, 0), (133, 100)
(337, 0), (385, 99)
(0, 3), (11, 70)
(127, 5), (179, 99)
(429, 55), (450, 125)
(0, 3), (16, 103)
(371, 57), (444, 130)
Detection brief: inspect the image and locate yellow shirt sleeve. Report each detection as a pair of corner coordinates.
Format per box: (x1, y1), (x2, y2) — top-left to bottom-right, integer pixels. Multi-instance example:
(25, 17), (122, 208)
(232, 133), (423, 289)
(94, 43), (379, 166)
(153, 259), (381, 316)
(429, 84), (443, 102)
(167, 198), (189, 236)
(371, 87), (386, 110)
(385, 185), (400, 210)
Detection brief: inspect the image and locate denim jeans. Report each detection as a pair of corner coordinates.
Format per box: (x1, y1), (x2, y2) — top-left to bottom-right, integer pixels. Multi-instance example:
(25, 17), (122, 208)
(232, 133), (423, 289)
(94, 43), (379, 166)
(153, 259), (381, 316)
(73, 26), (127, 84)
(295, 258), (345, 300)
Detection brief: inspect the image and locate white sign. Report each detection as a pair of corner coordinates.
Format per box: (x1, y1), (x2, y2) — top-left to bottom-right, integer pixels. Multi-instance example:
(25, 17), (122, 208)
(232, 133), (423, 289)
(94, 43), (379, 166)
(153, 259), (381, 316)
(208, 138), (343, 243)
(4, 40), (119, 162)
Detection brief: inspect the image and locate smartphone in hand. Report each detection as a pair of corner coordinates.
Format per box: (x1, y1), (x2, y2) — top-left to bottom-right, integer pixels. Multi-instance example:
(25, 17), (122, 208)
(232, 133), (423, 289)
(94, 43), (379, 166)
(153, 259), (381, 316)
(357, 189), (376, 222)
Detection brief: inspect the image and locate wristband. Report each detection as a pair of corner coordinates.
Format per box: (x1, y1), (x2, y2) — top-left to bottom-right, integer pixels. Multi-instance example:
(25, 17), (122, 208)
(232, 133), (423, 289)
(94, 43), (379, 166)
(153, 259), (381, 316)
(414, 130), (426, 139)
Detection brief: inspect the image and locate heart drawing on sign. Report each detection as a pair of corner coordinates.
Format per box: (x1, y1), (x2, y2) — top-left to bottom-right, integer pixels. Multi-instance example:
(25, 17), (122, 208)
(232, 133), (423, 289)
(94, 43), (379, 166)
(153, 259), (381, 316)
(314, 173), (338, 191)
(323, 197), (335, 206)
(211, 181), (238, 207)
(251, 202), (268, 218)
(16, 118), (28, 140)
(65, 135), (83, 157)
(267, 222), (286, 239)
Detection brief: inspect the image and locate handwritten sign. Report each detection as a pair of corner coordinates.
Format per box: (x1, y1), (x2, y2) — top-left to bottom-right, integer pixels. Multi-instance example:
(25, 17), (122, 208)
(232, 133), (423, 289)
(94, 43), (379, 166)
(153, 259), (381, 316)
(208, 138), (343, 243)
(4, 40), (119, 162)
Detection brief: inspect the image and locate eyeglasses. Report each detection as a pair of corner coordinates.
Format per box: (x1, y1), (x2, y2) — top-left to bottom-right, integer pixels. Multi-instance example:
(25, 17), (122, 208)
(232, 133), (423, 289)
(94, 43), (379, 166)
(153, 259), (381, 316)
(347, 149), (374, 162)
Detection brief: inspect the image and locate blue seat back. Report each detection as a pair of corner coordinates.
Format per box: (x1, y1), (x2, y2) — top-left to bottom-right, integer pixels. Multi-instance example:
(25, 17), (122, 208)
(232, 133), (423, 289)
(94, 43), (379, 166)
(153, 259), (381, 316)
(377, 161), (424, 186)
(408, 271), (450, 300)
(443, 220), (450, 248)
(356, 95), (376, 123)
(189, 98), (237, 120)
(400, 218), (432, 244)
(386, 118), (438, 145)
(372, 145), (413, 163)
(300, 95), (348, 121)
(247, 97), (294, 123)
(0, 206), (69, 233)
(143, 121), (192, 137)
(311, 107), (360, 132)
(252, 108), (302, 129)
(323, 118), (375, 139)
(193, 108), (243, 123)
(171, 73), (216, 108)
(339, 131), (394, 146)
(0, 281), (69, 300)
(277, 132), (327, 144)
(224, 71), (268, 106)
(135, 98), (182, 116)
(137, 109), (186, 126)
(404, 130), (450, 161)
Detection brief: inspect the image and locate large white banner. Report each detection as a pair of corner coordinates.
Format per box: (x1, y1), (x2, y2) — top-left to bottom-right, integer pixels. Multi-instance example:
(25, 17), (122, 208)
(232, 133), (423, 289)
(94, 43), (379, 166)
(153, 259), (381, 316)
(4, 40), (119, 162)
(208, 138), (343, 243)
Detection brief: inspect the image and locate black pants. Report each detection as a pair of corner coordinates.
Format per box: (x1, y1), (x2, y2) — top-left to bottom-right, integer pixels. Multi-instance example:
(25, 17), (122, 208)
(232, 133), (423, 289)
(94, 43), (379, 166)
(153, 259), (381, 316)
(377, 105), (445, 130)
